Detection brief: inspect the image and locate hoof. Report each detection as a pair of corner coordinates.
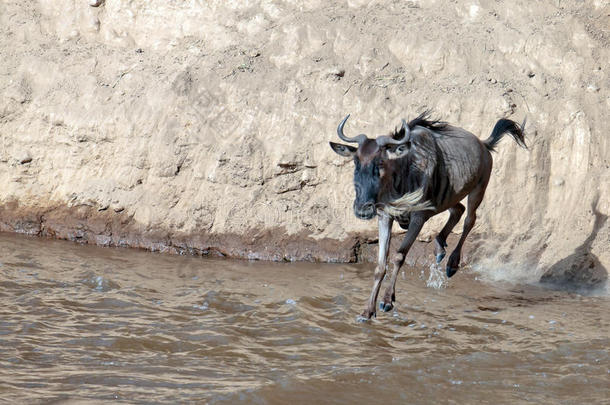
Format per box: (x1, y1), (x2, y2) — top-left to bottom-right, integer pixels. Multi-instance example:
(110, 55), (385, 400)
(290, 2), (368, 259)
(446, 266), (459, 278)
(436, 253), (445, 263)
(359, 309), (376, 322)
(381, 301), (393, 312)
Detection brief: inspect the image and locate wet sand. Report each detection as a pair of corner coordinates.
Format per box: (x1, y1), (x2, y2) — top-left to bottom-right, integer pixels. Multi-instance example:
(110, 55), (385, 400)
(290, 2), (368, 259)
(0, 233), (607, 404)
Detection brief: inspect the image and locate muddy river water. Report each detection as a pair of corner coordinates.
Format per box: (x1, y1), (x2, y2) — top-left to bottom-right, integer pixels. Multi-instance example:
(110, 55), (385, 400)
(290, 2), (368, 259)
(0, 233), (608, 404)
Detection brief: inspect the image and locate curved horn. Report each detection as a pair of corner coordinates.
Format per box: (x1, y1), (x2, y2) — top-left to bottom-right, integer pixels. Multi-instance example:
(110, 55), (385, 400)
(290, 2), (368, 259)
(337, 114), (367, 145)
(376, 119), (411, 147)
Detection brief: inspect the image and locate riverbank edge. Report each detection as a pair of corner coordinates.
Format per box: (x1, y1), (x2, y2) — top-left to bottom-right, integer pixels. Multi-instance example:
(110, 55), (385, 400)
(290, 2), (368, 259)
(0, 200), (454, 264)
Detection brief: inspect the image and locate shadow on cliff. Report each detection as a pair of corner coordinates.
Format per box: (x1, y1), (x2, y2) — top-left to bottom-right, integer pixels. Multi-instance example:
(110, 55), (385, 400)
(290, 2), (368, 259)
(539, 196), (608, 293)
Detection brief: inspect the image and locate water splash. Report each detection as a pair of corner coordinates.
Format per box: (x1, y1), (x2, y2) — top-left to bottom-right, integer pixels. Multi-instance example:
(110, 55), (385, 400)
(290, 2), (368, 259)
(426, 263), (448, 289)
(81, 273), (121, 292)
(193, 301), (209, 310)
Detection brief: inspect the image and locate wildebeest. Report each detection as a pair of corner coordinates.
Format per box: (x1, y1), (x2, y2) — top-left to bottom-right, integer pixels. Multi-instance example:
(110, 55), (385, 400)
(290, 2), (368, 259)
(329, 112), (527, 320)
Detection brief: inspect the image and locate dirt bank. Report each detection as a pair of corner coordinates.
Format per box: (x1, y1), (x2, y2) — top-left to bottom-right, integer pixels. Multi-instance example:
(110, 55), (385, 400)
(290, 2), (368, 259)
(0, 1), (608, 280)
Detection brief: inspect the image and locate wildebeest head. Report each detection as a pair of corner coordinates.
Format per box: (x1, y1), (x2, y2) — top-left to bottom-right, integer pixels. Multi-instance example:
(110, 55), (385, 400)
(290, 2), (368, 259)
(329, 115), (411, 220)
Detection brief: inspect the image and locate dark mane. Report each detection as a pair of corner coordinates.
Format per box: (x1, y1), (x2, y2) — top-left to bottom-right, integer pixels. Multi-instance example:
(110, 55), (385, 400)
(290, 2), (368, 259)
(390, 111), (450, 139)
(407, 111), (449, 132)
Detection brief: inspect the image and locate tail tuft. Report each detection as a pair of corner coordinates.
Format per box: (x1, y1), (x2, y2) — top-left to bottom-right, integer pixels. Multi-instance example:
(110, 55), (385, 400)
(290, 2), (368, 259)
(484, 118), (527, 152)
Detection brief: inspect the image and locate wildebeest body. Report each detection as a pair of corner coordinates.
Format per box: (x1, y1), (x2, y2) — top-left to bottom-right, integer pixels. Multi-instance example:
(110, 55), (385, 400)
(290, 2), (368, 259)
(330, 112), (527, 320)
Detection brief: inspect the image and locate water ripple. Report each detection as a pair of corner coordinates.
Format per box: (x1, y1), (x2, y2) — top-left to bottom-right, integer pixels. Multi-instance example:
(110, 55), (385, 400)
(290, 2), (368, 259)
(0, 234), (608, 403)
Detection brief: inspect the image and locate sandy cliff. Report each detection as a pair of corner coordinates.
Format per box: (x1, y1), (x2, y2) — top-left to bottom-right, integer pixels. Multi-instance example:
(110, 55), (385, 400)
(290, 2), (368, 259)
(0, 1), (608, 284)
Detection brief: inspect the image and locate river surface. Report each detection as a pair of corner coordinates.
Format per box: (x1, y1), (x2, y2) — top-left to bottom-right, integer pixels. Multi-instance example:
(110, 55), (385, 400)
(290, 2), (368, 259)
(0, 233), (608, 404)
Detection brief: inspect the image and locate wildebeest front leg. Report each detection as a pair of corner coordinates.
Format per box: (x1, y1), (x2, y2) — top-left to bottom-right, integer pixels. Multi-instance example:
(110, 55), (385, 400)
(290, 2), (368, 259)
(361, 214), (393, 320)
(434, 203), (465, 263)
(380, 213), (429, 312)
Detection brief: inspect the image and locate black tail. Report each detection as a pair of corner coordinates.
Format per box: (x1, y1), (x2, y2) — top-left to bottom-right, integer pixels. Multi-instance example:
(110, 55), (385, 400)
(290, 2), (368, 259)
(484, 118), (527, 152)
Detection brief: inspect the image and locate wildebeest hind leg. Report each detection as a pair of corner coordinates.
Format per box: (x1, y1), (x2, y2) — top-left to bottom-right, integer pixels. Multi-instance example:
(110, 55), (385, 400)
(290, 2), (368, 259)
(434, 203), (465, 263)
(380, 213), (429, 312)
(446, 184), (487, 277)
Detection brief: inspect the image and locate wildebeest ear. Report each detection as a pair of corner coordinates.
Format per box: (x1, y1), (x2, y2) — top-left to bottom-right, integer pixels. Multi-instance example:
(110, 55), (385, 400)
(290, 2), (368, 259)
(384, 142), (410, 160)
(329, 142), (357, 157)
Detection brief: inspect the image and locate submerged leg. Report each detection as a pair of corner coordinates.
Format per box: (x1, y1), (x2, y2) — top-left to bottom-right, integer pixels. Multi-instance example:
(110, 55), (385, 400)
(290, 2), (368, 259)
(380, 212), (430, 312)
(434, 203), (465, 263)
(446, 185), (487, 277)
(361, 214), (393, 320)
